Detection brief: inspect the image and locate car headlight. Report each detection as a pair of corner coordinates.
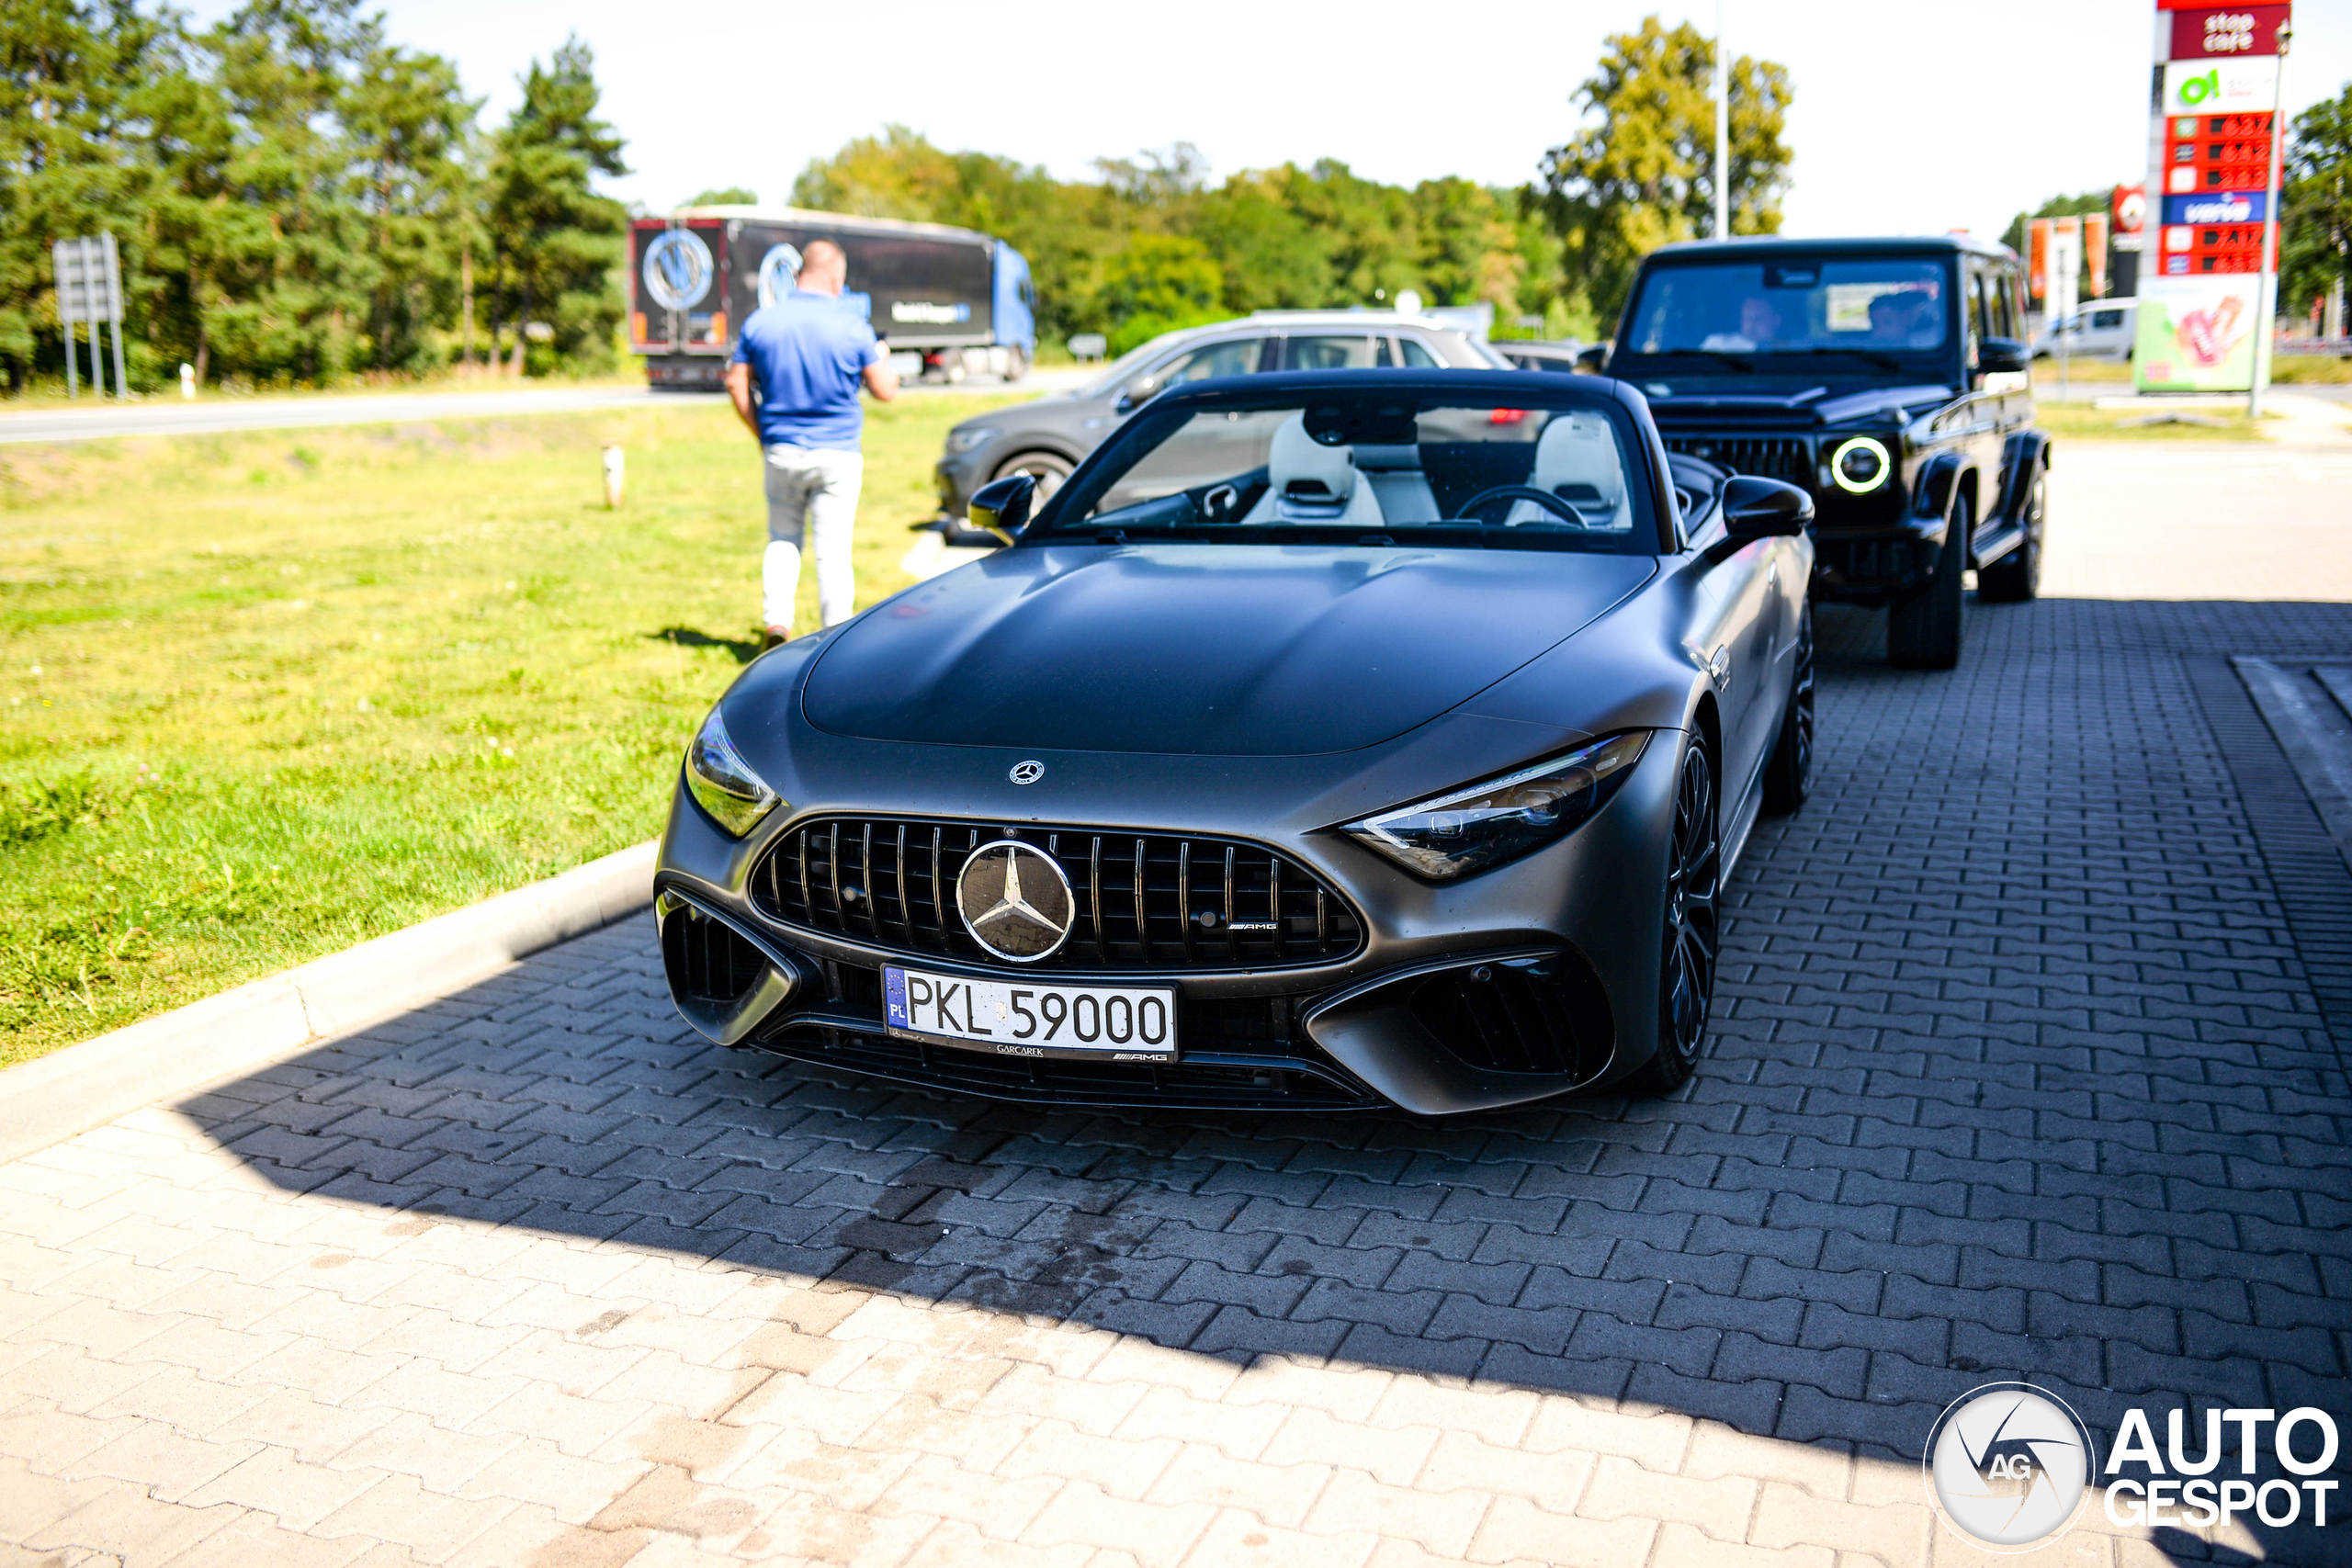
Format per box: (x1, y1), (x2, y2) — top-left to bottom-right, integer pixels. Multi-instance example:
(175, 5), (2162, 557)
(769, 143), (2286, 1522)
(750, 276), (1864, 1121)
(1829, 436), (1893, 494)
(1342, 731), (1650, 881)
(684, 704), (782, 838)
(945, 426), (1000, 455)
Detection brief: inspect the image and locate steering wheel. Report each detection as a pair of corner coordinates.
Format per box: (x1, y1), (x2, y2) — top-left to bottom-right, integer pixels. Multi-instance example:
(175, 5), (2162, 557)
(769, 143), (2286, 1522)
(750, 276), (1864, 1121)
(1456, 485), (1587, 526)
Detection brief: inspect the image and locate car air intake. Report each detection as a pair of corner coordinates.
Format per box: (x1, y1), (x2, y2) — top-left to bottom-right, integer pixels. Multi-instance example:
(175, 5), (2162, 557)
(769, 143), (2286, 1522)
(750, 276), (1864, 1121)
(662, 900), (772, 1009)
(1407, 951), (1614, 1079)
(1662, 435), (1813, 487)
(750, 817), (1363, 972)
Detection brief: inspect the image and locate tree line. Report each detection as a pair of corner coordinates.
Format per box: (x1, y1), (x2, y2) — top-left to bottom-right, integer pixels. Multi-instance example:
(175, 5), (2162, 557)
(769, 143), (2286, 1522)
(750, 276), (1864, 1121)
(794, 17), (1791, 356)
(2, 7), (1794, 391)
(2, 0), (626, 394)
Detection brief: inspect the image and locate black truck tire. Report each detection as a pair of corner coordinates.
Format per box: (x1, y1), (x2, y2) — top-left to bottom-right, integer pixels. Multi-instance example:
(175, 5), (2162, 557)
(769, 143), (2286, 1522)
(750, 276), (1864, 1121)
(1887, 494), (1969, 670)
(1977, 469), (2044, 603)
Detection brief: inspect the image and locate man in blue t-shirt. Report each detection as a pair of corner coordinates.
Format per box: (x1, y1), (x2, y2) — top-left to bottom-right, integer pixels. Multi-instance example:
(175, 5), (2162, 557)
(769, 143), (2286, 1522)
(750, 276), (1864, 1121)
(725, 240), (899, 647)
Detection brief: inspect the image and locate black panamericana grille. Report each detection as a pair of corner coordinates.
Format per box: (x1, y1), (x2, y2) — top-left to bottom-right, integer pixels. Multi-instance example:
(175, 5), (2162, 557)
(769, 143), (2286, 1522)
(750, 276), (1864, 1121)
(750, 817), (1364, 972)
(1661, 434), (1815, 487)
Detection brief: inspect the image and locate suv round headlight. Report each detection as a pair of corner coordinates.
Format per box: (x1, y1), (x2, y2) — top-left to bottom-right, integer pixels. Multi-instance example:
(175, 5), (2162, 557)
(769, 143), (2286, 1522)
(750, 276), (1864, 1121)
(1829, 436), (1892, 494)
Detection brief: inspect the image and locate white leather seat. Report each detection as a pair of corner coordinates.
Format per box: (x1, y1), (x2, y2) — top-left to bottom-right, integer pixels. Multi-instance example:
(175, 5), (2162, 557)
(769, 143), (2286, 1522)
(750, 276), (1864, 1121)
(1239, 414), (1386, 527)
(1506, 413), (1630, 529)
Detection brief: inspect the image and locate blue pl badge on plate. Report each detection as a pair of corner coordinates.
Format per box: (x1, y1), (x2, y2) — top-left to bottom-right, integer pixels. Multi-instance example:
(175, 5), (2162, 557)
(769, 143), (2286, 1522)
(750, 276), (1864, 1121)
(884, 966), (910, 1030)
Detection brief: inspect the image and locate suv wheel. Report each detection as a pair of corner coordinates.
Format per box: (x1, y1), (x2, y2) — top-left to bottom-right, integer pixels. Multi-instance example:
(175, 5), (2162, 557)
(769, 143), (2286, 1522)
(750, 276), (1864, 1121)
(1636, 739), (1720, 1093)
(1888, 492), (1970, 670)
(993, 451), (1072, 505)
(1977, 470), (2044, 603)
(1761, 596), (1815, 816)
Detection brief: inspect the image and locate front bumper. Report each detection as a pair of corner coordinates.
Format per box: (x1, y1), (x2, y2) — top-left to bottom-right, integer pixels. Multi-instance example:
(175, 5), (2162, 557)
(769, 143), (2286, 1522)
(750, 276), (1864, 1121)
(650, 729), (1684, 1116)
(1808, 515), (1951, 604)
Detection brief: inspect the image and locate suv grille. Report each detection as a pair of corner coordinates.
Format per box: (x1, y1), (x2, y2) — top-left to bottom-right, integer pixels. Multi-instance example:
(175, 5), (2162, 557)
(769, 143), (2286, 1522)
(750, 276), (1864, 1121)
(750, 817), (1364, 972)
(1662, 435), (1814, 487)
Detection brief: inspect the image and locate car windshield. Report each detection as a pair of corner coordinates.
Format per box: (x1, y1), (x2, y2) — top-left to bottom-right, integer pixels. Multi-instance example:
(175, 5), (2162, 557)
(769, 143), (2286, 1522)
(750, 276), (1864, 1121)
(1617, 255), (1954, 368)
(1037, 390), (1656, 555)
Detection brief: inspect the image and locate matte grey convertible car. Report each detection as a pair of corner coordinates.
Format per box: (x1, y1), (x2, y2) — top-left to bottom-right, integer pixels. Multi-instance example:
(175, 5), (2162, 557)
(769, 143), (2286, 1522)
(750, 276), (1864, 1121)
(656, 370), (1815, 1114)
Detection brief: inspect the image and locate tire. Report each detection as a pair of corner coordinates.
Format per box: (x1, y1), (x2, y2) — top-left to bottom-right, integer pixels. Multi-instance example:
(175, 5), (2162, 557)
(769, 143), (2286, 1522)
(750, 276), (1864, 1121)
(993, 450), (1073, 507)
(1760, 594), (1815, 816)
(1977, 468), (2044, 604)
(1887, 491), (1969, 670)
(1635, 738), (1721, 1094)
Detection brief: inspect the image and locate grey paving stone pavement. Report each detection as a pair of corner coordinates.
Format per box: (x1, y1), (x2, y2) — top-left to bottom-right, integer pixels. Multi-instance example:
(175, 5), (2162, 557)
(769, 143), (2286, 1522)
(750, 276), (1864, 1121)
(3, 442), (2350, 1567)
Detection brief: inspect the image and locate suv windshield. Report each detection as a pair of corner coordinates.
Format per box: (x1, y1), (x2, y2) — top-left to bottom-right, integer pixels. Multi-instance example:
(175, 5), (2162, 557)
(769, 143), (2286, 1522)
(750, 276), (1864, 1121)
(1616, 255), (1955, 371)
(1038, 390), (1657, 555)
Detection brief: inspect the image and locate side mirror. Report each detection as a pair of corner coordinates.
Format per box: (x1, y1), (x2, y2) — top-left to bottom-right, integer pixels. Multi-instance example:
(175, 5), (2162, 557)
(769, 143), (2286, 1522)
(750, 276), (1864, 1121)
(1112, 376), (1159, 415)
(968, 472), (1038, 545)
(1574, 345), (1608, 374)
(1721, 474), (1814, 540)
(1978, 336), (2029, 375)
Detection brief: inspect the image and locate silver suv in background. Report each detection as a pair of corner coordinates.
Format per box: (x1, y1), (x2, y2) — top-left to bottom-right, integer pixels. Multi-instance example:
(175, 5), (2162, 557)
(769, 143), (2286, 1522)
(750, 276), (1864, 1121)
(932, 311), (1510, 525)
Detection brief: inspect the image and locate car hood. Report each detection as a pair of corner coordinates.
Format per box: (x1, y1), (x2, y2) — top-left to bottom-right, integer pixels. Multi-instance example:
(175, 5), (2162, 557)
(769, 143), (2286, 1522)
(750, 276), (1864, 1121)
(1641, 382), (1955, 428)
(802, 543), (1656, 756)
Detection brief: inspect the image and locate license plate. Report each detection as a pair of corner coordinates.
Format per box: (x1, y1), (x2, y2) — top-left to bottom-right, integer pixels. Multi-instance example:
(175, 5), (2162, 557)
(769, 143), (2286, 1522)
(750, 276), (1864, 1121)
(883, 965), (1177, 1062)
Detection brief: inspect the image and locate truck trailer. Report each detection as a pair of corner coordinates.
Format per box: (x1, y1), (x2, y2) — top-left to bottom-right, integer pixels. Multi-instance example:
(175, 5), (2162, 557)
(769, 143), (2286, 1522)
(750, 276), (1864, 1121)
(629, 206), (1036, 389)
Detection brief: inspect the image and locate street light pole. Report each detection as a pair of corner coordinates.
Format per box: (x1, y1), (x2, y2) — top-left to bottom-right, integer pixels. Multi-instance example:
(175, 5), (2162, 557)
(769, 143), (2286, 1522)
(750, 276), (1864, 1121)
(2250, 22), (2291, 421)
(1714, 0), (1730, 240)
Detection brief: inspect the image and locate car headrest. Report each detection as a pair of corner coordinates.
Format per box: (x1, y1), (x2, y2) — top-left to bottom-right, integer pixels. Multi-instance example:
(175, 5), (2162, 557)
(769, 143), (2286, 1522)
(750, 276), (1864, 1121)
(1268, 412), (1356, 502)
(1530, 414), (1623, 504)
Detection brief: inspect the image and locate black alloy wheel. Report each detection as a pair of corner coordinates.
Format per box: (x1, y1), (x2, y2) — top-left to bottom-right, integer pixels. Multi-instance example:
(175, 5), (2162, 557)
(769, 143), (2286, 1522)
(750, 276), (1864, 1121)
(1639, 740), (1721, 1092)
(1761, 595), (1815, 816)
(1887, 491), (1970, 670)
(994, 450), (1073, 506)
(1976, 469), (2044, 604)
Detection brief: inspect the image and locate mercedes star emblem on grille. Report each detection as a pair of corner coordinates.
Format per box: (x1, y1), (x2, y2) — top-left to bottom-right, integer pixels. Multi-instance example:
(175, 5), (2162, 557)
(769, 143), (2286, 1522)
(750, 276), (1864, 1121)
(1009, 761), (1045, 785)
(955, 840), (1075, 962)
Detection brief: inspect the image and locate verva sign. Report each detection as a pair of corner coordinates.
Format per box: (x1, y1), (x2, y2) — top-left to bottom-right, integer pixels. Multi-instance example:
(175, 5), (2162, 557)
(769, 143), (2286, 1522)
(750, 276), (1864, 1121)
(2166, 6), (2290, 57)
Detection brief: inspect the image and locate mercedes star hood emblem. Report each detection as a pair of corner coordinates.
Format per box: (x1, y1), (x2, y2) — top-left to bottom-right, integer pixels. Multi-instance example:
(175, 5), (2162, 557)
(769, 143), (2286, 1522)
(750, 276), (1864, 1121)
(955, 840), (1075, 962)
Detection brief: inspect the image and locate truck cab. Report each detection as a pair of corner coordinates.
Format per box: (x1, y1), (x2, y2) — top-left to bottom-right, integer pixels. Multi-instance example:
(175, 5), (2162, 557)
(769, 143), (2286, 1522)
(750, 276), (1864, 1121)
(1604, 236), (2048, 669)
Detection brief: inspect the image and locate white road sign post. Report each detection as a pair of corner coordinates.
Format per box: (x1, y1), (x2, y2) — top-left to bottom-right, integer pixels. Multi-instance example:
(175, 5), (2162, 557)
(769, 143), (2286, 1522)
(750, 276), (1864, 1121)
(51, 235), (128, 400)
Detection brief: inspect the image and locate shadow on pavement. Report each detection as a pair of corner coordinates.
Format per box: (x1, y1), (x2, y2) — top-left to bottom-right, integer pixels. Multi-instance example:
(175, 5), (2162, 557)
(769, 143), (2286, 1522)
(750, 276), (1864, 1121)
(178, 594), (2352, 1566)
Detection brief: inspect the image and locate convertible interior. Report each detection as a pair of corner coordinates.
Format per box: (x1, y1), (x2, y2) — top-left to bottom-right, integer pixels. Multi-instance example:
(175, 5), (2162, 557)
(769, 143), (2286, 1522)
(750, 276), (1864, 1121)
(1081, 409), (1647, 547)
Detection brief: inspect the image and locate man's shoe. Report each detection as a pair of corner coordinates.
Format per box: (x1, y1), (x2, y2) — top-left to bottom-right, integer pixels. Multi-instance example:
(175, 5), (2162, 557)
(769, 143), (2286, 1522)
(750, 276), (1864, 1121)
(763, 626), (791, 650)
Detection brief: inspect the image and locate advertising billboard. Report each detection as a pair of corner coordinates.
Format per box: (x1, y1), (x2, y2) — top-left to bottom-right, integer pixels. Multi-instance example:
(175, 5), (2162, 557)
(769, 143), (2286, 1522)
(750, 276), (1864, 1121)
(2165, 4), (2290, 58)
(2159, 56), (2280, 116)
(2136, 0), (2288, 393)
(2134, 274), (2270, 389)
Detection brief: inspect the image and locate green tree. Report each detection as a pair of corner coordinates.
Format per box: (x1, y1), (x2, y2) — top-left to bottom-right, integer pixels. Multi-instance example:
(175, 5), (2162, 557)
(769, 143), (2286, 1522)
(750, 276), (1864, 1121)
(682, 186), (755, 207)
(1533, 15), (1792, 331)
(0, 0), (179, 389)
(344, 38), (477, 373)
(482, 35), (627, 374)
(2282, 85), (2351, 325)
(1097, 234), (1223, 354)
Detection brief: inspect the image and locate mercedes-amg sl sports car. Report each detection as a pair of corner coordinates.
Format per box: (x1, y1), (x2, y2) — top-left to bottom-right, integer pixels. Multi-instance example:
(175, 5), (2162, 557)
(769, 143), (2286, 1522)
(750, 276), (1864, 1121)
(654, 370), (1815, 1115)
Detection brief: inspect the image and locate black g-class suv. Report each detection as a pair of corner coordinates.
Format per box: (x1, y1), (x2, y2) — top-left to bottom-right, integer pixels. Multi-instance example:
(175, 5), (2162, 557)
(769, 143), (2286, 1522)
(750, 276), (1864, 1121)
(1603, 236), (2046, 668)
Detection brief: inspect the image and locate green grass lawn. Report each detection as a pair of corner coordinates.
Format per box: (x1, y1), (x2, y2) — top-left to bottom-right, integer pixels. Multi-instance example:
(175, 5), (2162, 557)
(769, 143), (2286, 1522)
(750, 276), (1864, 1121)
(0, 392), (1023, 1066)
(2034, 403), (2268, 441)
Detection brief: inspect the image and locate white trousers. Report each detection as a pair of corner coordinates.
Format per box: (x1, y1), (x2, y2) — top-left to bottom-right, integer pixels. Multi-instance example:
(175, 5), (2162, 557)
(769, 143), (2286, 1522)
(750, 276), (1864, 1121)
(762, 444), (863, 630)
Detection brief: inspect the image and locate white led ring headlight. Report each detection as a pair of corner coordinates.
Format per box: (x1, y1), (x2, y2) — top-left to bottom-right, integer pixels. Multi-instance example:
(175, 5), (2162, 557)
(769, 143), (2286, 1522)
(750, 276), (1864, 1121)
(1829, 436), (1893, 494)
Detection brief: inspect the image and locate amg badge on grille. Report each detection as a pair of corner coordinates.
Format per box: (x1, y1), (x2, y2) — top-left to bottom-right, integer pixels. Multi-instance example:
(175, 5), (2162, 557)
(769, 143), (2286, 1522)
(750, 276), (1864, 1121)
(955, 840), (1076, 961)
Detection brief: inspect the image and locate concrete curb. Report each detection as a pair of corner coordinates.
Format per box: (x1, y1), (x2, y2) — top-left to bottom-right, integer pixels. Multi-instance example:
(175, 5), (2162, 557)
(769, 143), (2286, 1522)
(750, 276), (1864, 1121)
(0, 839), (659, 1163)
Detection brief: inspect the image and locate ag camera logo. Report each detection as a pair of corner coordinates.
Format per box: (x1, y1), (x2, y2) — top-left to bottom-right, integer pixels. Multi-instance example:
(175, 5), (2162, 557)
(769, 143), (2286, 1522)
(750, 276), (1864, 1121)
(1923, 1383), (2097, 1551)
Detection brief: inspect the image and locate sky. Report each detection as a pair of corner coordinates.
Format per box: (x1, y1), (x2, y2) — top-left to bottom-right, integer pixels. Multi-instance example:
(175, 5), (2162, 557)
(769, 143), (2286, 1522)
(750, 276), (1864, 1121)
(193, 0), (2352, 243)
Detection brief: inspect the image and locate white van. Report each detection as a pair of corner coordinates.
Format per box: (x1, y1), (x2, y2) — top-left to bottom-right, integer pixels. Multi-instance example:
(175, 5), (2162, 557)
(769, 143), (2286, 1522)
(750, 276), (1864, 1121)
(2034, 299), (2138, 361)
